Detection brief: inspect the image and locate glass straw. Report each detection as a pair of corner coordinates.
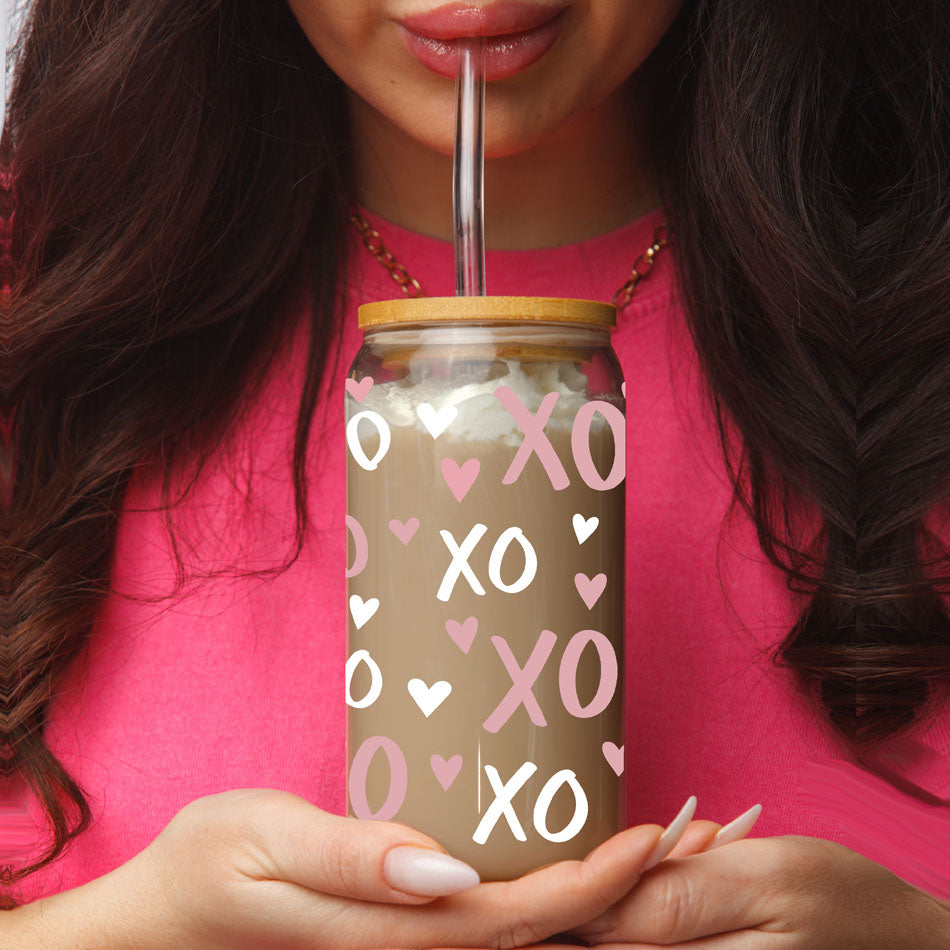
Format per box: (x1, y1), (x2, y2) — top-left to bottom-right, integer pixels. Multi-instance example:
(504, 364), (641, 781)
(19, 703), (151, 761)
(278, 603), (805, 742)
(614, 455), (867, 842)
(453, 37), (486, 296)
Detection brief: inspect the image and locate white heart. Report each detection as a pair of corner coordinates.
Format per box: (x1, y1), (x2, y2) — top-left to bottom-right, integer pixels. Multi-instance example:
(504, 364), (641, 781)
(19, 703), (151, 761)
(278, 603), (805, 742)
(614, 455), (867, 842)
(572, 513), (599, 544)
(349, 594), (379, 630)
(416, 403), (458, 439)
(407, 678), (452, 717)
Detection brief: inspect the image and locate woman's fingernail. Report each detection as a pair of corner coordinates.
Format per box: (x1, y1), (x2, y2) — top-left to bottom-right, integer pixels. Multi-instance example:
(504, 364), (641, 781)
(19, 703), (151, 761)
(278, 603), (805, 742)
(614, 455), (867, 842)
(383, 846), (481, 896)
(702, 803), (763, 851)
(642, 795), (697, 870)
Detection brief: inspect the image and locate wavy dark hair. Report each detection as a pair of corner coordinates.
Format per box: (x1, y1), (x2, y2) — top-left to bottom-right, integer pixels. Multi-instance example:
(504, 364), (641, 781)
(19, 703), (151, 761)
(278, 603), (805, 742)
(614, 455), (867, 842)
(3, 0), (949, 893)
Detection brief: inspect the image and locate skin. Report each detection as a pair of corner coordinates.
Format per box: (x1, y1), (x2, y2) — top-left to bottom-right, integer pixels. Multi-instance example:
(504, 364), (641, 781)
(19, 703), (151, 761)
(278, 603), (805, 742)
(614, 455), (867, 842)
(1, 789), (723, 949)
(9, 792), (946, 947)
(568, 837), (950, 948)
(280, 2), (950, 947)
(285, 0), (684, 248)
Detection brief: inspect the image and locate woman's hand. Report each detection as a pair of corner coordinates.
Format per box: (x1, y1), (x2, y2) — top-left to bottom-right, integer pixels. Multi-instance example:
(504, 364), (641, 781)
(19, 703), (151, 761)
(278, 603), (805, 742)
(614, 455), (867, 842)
(567, 834), (950, 949)
(64, 788), (684, 950)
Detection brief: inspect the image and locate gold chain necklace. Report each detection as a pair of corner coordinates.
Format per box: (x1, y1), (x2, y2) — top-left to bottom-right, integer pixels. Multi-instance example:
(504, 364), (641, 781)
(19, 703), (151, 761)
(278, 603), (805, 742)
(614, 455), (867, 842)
(349, 210), (669, 311)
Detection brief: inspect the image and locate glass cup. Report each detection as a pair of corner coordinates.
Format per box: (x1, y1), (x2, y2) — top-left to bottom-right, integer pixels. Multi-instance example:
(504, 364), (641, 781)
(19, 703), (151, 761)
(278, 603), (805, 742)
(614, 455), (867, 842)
(345, 296), (626, 881)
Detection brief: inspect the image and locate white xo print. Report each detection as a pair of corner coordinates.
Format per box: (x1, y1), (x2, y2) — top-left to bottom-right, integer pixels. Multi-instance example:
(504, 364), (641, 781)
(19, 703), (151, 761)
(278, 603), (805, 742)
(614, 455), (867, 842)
(349, 594), (379, 630)
(472, 762), (590, 845)
(407, 678), (452, 717)
(437, 524), (538, 602)
(345, 649), (383, 709)
(416, 403), (458, 438)
(572, 513), (599, 544)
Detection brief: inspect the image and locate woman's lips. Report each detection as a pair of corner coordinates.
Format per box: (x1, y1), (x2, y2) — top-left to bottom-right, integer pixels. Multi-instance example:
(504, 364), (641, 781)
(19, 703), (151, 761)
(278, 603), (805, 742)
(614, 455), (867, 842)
(399, 5), (567, 81)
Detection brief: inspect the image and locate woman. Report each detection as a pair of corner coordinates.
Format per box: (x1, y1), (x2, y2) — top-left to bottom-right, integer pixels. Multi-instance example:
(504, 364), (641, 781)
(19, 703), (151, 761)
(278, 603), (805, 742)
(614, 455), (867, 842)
(4, 0), (950, 945)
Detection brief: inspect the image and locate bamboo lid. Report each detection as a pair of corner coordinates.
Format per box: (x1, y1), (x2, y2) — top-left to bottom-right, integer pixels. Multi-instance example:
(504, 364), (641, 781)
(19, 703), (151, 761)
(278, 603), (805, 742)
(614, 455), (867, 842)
(358, 295), (617, 330)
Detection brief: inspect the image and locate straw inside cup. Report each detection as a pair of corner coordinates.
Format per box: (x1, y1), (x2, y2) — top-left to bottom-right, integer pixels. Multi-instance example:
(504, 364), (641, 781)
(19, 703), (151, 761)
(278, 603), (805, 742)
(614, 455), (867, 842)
(453, 36), (486, 297)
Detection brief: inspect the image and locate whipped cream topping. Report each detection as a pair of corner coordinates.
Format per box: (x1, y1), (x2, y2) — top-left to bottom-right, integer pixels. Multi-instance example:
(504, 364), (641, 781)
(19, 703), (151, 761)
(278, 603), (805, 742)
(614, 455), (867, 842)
(351, 360), (604, 445)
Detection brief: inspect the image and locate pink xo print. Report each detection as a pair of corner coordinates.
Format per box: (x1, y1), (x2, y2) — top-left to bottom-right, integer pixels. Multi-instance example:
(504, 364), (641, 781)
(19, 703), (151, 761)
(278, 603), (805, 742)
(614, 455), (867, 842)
(483, 629), (619, 732)
(345, 376), (374, 403)
(431, 753), (463, 790)
(441, 458), (480, 502)
(575, 572), (607, 609)
(602, 742), (624, 776)
(345, 515), (368, 579)
(493, 387), (625, 491)
(348, 736), (407, 820)
(446, 616), (478, 653)
(389, 517), (420, 545)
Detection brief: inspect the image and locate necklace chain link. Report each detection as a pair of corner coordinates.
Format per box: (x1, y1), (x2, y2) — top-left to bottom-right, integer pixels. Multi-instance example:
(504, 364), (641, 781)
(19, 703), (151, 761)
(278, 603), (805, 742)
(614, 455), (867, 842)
(349, 210), (669, 311)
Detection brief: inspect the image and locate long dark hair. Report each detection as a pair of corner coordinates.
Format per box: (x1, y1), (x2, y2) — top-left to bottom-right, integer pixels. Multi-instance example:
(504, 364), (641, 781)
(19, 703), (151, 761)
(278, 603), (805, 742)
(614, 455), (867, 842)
(4, 0), (949, 892)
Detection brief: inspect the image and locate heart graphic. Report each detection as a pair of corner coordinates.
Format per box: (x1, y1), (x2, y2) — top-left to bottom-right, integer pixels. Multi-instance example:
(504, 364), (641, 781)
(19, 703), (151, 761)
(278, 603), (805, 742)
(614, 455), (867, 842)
(388, 517), (419, 545)
(349, 594), (380, 630)
(572, 513), (599, 544)
(440, 458), (480, 502)
(430, 753), (463, 790)
(417, 402), (458, 439)
(602, 741), (624, 776)
(345, 377), (374, 404)
(445, 616), (478, 654)
(407, 678), (452, 718)
(574, 572), (607, 610)
(621, 381), (626, 398)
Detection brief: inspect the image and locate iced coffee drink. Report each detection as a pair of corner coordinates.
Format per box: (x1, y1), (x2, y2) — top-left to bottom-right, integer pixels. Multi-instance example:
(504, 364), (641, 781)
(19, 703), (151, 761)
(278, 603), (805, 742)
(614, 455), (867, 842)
(345, 297), (625, 881)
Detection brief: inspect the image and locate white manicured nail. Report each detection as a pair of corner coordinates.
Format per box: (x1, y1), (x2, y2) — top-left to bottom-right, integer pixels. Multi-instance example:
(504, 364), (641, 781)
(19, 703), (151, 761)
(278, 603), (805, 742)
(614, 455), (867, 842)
(642, 795), (697, 870)
(383, 846), (481, 896)
(703, 804), (763, 851)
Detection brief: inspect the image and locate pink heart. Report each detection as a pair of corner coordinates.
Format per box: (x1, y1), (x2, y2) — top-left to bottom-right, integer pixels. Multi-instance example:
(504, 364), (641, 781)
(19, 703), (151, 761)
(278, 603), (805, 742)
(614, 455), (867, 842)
(388, 517), (419, 545)
(575, 572), (607, 609)
(440, 457), (480, 503)
(430, 753), (463, 791)
(345, 376), (374, 404)
(445, 616), (478, 654)
(602, 741), (624, 776)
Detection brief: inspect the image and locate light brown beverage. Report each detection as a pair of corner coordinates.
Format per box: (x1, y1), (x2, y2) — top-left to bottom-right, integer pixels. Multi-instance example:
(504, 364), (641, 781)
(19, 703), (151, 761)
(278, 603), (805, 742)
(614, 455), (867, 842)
(345, 346), (625, 881)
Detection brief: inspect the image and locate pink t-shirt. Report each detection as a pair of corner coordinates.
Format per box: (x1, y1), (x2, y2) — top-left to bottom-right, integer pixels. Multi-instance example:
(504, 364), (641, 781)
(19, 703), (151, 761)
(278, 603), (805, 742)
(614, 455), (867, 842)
(12, 206), (950, 904)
